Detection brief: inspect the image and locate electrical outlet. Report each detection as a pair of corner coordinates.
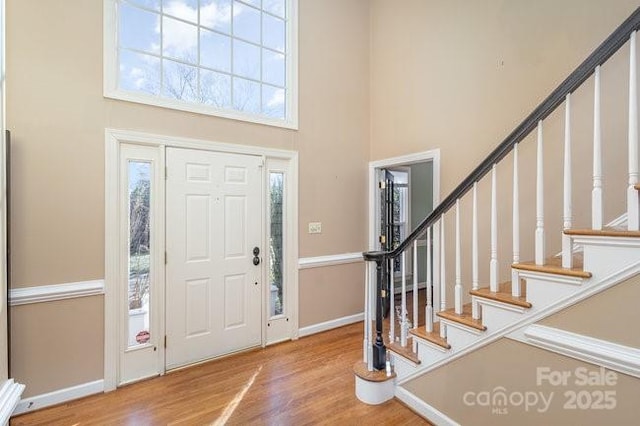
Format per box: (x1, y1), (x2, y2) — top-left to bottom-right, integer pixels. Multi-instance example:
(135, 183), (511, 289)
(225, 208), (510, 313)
(308, 222), (322, 234)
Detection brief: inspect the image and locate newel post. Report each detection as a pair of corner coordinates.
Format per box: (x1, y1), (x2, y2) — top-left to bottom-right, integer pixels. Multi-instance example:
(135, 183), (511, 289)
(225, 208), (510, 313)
(364, 250), (387, 371)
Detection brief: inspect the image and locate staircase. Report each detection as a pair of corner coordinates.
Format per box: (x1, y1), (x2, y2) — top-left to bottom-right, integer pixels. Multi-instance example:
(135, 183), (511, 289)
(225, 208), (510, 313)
(355, 7), (640, 423)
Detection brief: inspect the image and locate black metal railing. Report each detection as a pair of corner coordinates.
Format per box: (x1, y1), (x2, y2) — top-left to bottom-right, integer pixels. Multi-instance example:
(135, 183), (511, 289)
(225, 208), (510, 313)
(363, 6), (640, 370)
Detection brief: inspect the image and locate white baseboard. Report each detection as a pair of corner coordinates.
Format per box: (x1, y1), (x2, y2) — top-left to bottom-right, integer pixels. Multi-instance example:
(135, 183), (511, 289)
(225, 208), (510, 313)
(298, 312), (364, 337)
(9, 280), (105, 306)
(514, 325), (640, 379)
(13, 379), (104, 416)
(0, 379), (25, 423)
(395, 386), (460, 426)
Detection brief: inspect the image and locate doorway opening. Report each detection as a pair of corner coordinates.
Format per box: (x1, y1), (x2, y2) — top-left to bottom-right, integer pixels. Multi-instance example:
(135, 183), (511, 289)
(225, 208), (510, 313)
(368, 150), (441, 320)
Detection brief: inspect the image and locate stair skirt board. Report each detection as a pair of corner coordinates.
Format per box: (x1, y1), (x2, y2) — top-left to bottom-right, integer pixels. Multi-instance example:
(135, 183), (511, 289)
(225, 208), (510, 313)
(395, 259), (640, 386)
(13, 379), (104, 416)
(395, 386), (461, 426)
(508, 325), (640, 379)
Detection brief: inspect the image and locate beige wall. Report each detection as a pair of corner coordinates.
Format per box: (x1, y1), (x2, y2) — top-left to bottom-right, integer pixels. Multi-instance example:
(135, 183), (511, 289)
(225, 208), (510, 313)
(404, 338), (640, 425)
(10, 296), (104, 398)
(370, 0), (638, 286)
(6, 0), (369, 395)
(299, 263), (364, 328)
(541, 273), (640, 348)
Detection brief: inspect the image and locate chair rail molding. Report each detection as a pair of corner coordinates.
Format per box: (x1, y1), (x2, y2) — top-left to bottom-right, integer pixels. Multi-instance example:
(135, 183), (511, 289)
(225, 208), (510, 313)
(298, 252), (363, 269)
(9, 279), (105, 306)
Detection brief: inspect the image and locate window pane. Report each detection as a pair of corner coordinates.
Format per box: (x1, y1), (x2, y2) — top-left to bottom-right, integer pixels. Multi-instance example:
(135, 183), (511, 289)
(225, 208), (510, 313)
(163, 16), (198, 63)
(128, 0), (160, 11)
(163, 59), (199, 101)
(233, 77), (260, 114)
(119, 49), (161, 95)
(263, 0), (285, 18)
(262, 13), (285, 52)
(242, 0), (261, 9)
(200, 29), (231, 72)
(162, 0), (198, 23)
(200, 0), (232, 33)
(233, 39), (260, 80)
(269, 172), (284, 317)
(119, 2), (160, 54)
(262, 85), (285, 119)
(233, 1), (260, 43)
(201, 69), (231, 107)
(128, 161), (152, 347)
(262, 49), (284, 87)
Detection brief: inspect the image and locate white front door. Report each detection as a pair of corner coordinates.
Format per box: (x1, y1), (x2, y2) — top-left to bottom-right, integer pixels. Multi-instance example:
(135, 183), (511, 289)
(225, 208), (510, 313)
(166, 147), (263, 369)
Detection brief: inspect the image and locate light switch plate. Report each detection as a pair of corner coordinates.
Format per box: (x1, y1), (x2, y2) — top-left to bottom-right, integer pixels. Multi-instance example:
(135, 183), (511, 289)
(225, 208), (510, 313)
(308, 222), (322, 234)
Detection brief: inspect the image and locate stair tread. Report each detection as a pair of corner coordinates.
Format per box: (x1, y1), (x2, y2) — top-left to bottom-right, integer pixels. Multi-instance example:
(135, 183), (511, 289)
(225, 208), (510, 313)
(512, 253), (591, 278)
(409, 322), (451, 350)
(388, 339), (421, 364)
(469, 281), (532, 308)
(436, 303), (487, 331)
(565, 226), (640, 238)
(353, 361), (396, 382)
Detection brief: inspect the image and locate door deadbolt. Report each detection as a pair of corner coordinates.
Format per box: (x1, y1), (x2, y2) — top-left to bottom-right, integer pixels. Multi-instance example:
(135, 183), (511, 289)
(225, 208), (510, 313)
(253, 247), (260, 256)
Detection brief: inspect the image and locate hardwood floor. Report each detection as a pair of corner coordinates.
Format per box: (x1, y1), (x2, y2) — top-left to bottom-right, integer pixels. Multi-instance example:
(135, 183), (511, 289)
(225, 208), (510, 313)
(11, 323), (430, 425)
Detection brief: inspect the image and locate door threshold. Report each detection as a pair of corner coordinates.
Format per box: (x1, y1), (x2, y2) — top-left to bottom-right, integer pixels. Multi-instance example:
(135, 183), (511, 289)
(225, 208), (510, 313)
(165, 344), (264, 373)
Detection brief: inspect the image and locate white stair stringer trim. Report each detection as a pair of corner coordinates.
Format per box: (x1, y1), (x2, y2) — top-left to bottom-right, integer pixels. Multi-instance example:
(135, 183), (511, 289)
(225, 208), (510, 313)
(13, 379), (104, 416)
(395, 386), (461, 426)
(397, 259), (640, 386)
(0, 379), (25, 423)
(510, 324), (640, 379)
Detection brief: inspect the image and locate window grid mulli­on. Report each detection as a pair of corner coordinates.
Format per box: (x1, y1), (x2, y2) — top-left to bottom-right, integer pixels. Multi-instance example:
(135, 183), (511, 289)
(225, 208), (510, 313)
(116, 0), (288, 121)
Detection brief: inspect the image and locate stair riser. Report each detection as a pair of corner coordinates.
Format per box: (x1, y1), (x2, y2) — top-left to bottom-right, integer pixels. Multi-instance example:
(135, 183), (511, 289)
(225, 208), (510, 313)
(579, 241), (640, 281)
(440, 322), (481, 349)
(391, 352), (419, 381)
(476, 302), (525, 331)
(415, 342), (449, 365)
(523, 277), (581, 310)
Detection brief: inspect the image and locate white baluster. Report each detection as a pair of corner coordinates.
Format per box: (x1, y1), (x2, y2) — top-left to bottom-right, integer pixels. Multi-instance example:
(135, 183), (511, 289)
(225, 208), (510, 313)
(472, 183), (479, 292)
(401, 251), (407, 347)
(389, 257), (394, 344)
(472, 182), (480, 320)
(512, 143), (521, 297)
(535, 120), (546, 265)
(628, 31), (639, 231)
(426, 226), (434, 333)
(563, 94), (573, 268)
(364, 262), (371, 369)
(412, 240), (418, 334)
(455, 199), (463, 314)
(490, 164), (498, 292)
(440, 214), (447, 339)
(593, 65), (603, 230)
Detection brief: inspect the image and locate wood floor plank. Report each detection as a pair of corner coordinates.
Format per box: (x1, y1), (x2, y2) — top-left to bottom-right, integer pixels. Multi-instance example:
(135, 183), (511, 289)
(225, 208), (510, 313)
(11, 323), (430, 425)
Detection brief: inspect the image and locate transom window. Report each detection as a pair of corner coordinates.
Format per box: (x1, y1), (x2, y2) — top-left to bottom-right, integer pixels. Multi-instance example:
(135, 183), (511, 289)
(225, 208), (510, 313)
(105, 0), (297, 128)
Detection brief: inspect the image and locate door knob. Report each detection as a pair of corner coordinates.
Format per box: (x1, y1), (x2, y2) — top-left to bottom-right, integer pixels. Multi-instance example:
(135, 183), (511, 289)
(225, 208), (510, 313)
(253, 256), (260, 265)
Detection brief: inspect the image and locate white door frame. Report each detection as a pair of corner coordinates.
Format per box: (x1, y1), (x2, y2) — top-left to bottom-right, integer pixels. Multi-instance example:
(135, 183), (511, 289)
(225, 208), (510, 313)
(367, 149), (441, 314)
(104, 128), (299, 391)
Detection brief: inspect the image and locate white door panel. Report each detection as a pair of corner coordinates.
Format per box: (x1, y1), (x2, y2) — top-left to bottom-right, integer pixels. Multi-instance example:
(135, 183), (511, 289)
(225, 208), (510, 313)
(166, 148), (262, 369)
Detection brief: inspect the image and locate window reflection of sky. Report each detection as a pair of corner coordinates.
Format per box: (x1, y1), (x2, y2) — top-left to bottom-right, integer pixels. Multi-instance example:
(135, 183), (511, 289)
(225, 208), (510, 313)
(117, 0), (288, 119)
